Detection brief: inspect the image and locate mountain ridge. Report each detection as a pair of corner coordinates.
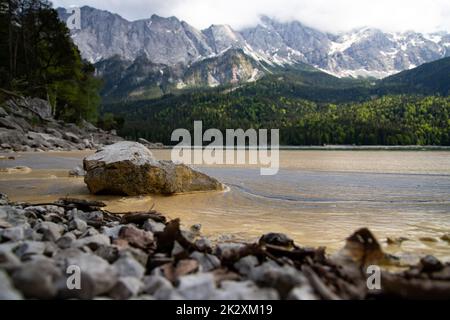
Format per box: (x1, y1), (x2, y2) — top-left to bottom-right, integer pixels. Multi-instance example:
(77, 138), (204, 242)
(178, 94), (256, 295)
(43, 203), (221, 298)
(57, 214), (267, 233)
(57, 6), (450, 100)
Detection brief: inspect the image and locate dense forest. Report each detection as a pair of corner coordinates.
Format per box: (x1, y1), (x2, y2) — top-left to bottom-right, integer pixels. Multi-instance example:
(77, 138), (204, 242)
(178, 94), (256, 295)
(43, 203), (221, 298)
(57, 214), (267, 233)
(103, 92), (450, 146)
(0, 0), (100, 122)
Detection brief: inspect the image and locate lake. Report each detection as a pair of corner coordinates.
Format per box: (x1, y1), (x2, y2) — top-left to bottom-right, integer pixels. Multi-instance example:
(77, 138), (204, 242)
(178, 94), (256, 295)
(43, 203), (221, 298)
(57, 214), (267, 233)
(1, 150), (450, 263)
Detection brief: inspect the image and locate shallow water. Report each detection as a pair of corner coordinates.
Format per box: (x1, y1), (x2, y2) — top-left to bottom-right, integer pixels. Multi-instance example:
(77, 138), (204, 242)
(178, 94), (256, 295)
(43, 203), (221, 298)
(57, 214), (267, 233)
(1, 150), (450, 262)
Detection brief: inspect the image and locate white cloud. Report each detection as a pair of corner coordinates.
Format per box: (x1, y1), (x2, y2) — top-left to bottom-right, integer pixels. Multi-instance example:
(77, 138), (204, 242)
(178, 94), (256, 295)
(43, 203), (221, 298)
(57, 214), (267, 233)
(52, 0), (450, 33)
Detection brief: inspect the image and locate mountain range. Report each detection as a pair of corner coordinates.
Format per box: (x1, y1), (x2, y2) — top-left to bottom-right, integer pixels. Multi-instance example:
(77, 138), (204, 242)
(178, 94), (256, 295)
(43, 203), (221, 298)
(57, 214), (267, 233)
(57, 6), (450, 100)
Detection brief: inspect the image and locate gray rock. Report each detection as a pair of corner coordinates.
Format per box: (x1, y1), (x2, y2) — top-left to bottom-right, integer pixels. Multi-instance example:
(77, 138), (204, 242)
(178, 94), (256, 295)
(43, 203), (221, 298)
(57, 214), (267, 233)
(195, 237), (213, 252)
(56, 232), (77, 249)
(69, 166), (85, 177)
(249, 261), (308, 298)
(214, 281), (279, 300)
(0, 143), (12, 149)
(259, 233), (294, 247)
(69, 218), (88, 232)
(0, 270), (23, 300)
(190, 251), (221, 272)
(44, 128), (63, 138)
(56, 249), (118, 296)
(84, 211), (104, 223)
(64, 132), (81, 143)
(0, 206), (27, 226)
(94, 244), (119, 263)
(12, 258), (63, 299)
(35, 221), (65, 241)
(113, 254), (145, 278)
(288, 285), (320, 300)
(83, 141), (223, 195)
(142, 275), (174, 299)
(6, 97), (53, 120)
(234, 255), (259, 276)
(118, 247), (148, 267)
(109, 277), (143, 300)
(176, 273), (217, 300)
(79, 227), (100, 238)
(0, 117), (22, 130)
(0, 247), (22, 271)
(143, 219), (165, 233)
(215, 243), (246, 260)
(0, 193), (9, 205)
(0, 106), (8, 117)
(130, 294), (155, 300)
(190, 224), (202, 234)
(101, 225), (123, 240)
(75, 234), (111, 249)
(181, 230), (196, 242)
(171, 241), (185, 258)
(14, 241), (46, 259)
(44, 241), (60, 257)
(0, 224), (29, 241)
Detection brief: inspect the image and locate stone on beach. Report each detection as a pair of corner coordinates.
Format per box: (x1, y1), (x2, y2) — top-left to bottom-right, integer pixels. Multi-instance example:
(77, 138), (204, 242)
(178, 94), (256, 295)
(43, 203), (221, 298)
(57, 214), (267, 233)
(83, 141), (224, 195)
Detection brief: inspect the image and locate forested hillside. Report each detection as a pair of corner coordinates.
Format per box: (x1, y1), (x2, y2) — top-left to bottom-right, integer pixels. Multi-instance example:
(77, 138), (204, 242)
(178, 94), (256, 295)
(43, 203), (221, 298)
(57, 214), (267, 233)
(101, 56), (450, 146)
(104, 93), (450, 146)
(0, 0), (100, 122)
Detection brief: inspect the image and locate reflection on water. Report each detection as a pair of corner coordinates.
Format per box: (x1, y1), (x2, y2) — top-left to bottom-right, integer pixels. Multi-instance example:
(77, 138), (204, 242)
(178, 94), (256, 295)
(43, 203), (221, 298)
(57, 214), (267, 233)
(1, 150), (450, 262)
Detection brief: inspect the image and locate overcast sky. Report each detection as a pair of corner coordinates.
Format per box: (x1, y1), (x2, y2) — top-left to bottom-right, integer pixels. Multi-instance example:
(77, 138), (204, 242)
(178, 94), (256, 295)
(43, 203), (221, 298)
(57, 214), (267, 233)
(52, 0), (450, 33)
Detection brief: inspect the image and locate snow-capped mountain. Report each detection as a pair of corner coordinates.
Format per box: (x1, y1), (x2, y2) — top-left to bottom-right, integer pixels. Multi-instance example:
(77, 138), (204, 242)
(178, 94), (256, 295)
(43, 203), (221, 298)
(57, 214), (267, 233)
(57, 6), (450, 95)
(242, 16), (450, 78)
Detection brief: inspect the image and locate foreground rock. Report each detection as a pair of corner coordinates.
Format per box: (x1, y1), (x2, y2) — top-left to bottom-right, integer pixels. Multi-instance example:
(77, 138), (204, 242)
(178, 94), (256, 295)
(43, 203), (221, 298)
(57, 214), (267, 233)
(0, 194), (449, 300)
(83, 142), (224, 195)
(0, 96), (122, 152)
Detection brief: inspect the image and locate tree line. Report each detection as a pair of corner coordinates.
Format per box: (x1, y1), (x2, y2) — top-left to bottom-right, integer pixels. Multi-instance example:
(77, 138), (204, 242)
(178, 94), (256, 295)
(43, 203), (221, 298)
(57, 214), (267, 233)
(0, 0), (100, 122)
(103, 93), (450, 146)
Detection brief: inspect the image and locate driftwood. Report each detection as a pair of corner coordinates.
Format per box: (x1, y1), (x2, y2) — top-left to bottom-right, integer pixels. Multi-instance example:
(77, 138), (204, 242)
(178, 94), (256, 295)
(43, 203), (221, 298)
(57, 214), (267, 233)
(120, 210), (166, 225)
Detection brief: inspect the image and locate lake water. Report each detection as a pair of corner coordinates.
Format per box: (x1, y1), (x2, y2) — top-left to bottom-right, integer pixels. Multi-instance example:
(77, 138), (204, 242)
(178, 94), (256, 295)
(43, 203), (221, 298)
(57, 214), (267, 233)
(1, 150), (450, 263)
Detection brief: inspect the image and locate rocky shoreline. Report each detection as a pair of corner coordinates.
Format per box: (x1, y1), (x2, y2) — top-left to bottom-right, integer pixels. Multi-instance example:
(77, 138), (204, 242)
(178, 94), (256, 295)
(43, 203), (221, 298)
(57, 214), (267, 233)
(1, 194), (450, 300)
(0, 96), (122, 152)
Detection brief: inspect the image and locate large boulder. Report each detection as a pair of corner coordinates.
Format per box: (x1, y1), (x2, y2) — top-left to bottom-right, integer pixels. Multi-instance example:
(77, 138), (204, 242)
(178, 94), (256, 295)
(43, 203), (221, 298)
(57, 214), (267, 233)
(83, 142), (224, 195)
(5, 97), (53, 120)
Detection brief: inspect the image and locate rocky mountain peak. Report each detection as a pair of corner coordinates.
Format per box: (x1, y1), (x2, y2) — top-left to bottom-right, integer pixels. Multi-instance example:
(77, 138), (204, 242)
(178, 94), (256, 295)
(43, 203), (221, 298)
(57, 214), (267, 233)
(57, 6), (450, 96)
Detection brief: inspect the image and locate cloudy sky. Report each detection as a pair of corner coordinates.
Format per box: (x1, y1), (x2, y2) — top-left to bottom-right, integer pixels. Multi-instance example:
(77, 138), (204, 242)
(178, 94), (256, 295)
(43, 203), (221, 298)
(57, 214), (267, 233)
(53, 0), (450, 33)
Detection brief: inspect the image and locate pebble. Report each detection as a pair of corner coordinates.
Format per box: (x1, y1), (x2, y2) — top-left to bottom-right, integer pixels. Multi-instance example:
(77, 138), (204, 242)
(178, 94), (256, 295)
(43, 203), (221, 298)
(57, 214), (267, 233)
(176, 273), (216, 300)
(56, 232), (77, 249)
(58, 249), (118, 296)
(12, 258), (62, 299)
(113, 254), (145, 278)
(75, 234), (111, 249)
(143, 219), (165, 233)
(69, 218), (88, 232)
(119, 225), (154, 250)
(109, 276), (143, 300)
(288, 285), (320, 300)
(14, 241), (46, 259)
(142, 275), (174, 300)
(215, 280), (279, 300)
(0, 270), (23, 300)
(0, 224), (28, 241)
(249, 261), (308, 298)
(101, 225), (123, 240)
(234, 255), (259, 276)
(190, 251), (221, 272)
(35, 221), (65, 241)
